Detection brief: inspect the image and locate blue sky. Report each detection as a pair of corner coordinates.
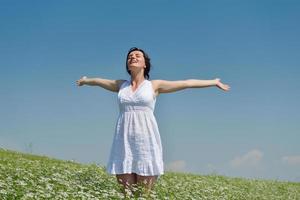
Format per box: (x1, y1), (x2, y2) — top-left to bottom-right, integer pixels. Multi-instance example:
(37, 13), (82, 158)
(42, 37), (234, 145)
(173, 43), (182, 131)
(1, 0), (300, 182)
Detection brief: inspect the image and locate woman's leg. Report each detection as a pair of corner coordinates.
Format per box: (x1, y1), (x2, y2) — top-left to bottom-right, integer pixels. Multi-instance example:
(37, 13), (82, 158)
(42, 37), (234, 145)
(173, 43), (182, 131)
(136, 174), (158, 196)
(116, 173), (137, 197)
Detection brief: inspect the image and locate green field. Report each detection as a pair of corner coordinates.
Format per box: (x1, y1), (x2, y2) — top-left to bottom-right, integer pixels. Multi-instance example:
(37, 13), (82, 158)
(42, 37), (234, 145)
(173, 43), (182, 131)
(0, 148), (299, 199)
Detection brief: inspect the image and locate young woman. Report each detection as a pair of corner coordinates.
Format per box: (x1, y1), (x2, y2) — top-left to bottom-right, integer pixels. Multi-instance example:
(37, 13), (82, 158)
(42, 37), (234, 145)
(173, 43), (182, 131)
(76, 47), (230, 197)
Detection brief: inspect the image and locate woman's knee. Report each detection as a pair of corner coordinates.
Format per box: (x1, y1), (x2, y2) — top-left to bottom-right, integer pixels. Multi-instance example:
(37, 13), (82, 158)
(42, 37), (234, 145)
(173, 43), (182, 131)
(116, 173), (137, 186)
(136, 174), (158, 188)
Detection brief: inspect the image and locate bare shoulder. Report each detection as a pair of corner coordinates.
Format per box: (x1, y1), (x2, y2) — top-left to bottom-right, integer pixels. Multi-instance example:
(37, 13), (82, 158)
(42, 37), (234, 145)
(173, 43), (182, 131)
(151, 79), (176, 95)
(116, 79), (127, 91)
(150, 79), (165, 88)
(150, 79), (160, 88)
(150, 80), (161, 97)
(116, 79), (127, 86)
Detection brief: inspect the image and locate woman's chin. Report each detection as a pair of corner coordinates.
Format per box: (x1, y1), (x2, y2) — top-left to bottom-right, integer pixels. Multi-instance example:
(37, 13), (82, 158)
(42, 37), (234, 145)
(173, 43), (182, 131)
(129, 66), (143, 71)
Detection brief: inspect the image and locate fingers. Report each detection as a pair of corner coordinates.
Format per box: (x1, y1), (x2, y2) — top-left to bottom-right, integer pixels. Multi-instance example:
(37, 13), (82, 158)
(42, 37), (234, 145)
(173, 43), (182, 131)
(217, 82), (230, 91)
(76, 80), (81, 86)
(218, 81), (231, 91)
(224, 84), (230, 91)
(76, 76), (87, 86)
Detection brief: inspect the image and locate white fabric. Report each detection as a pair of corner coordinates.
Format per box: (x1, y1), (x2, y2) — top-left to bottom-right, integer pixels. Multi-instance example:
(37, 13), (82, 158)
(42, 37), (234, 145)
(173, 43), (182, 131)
(106, 79), (164, 176)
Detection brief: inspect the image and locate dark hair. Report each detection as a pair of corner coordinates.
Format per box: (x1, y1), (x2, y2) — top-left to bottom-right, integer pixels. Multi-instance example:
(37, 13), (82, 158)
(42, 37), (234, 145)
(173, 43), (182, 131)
(126, 47), (151, 80)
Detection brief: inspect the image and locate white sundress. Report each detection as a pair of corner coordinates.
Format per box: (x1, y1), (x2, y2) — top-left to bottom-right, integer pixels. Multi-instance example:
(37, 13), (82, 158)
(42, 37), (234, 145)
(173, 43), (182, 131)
(106, 79), (164, 177)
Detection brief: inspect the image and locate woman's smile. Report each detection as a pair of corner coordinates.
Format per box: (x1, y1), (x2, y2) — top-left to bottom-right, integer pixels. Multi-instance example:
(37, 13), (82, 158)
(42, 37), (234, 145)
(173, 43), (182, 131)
(129, 59), (138, 64)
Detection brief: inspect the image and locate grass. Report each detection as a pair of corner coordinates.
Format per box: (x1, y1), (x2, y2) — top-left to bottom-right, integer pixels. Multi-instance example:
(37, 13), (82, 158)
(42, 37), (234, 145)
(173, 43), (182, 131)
(0, 147), (299, 199)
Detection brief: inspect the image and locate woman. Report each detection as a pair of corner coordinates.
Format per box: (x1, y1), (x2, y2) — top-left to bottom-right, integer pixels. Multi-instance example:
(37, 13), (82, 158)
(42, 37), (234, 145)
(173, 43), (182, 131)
(76, 47), (230, 197)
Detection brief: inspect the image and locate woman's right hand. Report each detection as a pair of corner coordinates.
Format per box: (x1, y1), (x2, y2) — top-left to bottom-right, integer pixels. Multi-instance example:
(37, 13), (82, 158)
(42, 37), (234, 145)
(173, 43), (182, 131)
(215, 78), (230, 91)
(76, 76), (87, 86)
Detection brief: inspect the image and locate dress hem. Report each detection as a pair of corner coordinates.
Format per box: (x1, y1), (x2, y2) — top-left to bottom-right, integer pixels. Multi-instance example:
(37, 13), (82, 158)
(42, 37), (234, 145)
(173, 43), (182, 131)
(106, 159), (164, 176)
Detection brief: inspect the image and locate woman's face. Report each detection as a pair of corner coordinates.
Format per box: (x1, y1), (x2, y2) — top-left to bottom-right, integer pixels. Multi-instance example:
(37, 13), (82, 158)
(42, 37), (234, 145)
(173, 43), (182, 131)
(127, 50), (146, 72)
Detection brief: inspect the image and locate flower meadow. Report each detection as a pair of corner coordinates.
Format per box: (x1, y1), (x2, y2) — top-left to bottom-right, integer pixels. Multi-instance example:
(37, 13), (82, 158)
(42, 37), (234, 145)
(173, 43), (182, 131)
(0, 148), (299, 200)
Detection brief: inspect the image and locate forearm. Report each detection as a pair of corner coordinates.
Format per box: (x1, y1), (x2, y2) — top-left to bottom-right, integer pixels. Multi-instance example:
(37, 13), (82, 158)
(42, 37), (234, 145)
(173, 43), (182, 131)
(83, 78), (102, 86)
(80, 77), (119, 92)
(186, 79), (217, 88)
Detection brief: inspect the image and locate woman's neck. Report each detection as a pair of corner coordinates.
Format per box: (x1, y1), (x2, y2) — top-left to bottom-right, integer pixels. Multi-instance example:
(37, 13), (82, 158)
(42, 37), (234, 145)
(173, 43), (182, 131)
(130, 72), (145, 84)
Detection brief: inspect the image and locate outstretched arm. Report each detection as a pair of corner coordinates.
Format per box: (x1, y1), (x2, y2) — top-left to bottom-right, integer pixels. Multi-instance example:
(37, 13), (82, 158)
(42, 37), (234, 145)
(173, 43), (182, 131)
(152, 78), (230, 95)
(76, 76), (125, 92)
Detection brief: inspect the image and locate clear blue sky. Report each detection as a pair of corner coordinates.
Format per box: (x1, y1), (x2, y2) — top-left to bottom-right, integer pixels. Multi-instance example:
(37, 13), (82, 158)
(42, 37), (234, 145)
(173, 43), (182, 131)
(1, 0), (300, 182)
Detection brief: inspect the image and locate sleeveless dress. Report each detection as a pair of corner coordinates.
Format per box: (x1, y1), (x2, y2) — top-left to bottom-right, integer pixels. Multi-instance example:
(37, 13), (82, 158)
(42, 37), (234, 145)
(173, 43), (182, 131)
(106, 79), (164, 177)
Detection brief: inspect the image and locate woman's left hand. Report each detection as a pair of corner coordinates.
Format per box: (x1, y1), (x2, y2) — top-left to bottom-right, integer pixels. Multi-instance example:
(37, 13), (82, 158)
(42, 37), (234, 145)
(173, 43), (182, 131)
(215, 78), (230, 91)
